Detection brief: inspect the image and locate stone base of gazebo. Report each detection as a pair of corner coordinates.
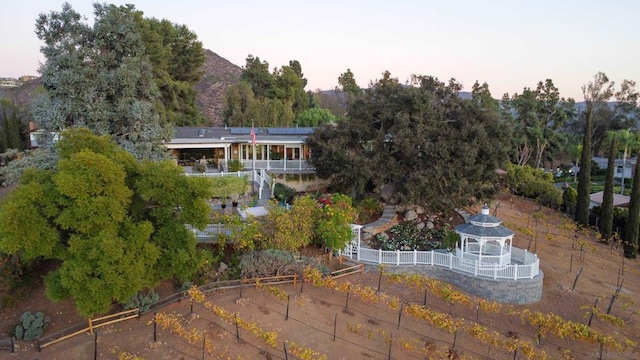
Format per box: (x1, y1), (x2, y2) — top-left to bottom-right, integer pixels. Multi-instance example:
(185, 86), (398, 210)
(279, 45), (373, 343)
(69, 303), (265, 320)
(383, 265), (543, 305)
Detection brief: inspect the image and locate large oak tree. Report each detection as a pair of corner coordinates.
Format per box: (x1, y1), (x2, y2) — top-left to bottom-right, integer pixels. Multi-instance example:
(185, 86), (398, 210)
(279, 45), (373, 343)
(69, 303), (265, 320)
(307, 72), (511, 210)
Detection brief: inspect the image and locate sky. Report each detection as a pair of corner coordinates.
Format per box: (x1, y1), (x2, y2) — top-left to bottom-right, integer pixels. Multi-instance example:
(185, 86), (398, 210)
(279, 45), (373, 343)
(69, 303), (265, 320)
(1, 0), (639, 100)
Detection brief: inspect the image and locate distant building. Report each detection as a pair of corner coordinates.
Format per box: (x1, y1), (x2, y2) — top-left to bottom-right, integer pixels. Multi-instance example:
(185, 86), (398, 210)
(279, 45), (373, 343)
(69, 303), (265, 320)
(592, 156), (636, 180)
(0, 78), (18, 87)
(589, 191), (630, 209)
(18, 75), (38, 83)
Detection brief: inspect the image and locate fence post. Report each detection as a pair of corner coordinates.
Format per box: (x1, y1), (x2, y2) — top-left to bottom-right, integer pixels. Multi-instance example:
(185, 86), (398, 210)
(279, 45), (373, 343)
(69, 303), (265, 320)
(10, 337), (15, 353)
(449, 253), (453, 269)
(474, 260), (478, 276)
(202, 336), (206, 360)
(378, 249), (382, 264)
(493, 263), (498, 280)
(235, 315), (240, 341)
(397, 304), (403, 329)
(396, 250), (400, 265)
(293, 274), (297, 287)
(93, 330), (98, 360)
(333, 313), (337, 341)
(414, 249), (417, 265)
(514, 264), (518, 280)
(88, 318), (94, 335)
(283, 341), (289, 360)
(286, 295), (290, 320)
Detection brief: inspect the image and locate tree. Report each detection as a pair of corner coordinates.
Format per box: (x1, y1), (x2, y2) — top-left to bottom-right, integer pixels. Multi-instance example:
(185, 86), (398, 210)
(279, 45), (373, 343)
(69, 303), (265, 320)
(0, 129), (213, 317)
(139, 18), (205, 126)
(615, 129), (635, 194)
(262, 195), (318, 252)
(33, 3), (173, 161)
(337, 69), (361, 105)
(600, 133), (616, 241)
(313, 193), (358, 252)
(504, 79), (574, 169)
(307, 72), (511, 210)
(624, 149), (640, 259)
(575, 73), (614, 226)
(0, 99), (27, 152)
(296, 108), (337, 127)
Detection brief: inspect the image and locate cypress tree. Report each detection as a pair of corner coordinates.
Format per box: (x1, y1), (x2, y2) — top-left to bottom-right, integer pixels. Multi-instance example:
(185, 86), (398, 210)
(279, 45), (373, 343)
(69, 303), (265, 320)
(599, 135), (616, 241)
(575, 109), (592, 226)
(624, 152), (640, 258)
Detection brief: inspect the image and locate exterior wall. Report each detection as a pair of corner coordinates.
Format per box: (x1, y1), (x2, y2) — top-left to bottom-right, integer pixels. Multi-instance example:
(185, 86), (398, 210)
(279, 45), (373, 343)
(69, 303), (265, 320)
(383, 264), (543, 305)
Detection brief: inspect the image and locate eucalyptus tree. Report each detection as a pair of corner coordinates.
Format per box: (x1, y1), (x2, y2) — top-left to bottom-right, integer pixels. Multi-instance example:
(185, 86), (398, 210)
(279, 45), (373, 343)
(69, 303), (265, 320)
(504, 79), (575, 169)
(33, 3), (173, 161)
(307, 72), (511, 210)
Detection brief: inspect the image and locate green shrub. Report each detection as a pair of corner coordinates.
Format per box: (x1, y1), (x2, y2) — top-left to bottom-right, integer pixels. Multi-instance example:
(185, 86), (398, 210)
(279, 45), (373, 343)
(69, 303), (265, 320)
(227, 159), (243, 172)
(192, 162), (206, 173)
(273, 182), (296, 204)
(14, 311), (50, 341)
(355, 197), (383, 223)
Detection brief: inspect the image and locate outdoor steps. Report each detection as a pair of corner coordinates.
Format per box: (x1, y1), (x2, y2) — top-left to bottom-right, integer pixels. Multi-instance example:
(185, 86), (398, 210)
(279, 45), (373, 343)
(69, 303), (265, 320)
(256, 181), (271, 206)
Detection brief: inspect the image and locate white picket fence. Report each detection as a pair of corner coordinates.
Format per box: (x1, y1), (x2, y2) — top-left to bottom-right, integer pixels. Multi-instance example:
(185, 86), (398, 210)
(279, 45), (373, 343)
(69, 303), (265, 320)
(342, 246), (539, 280)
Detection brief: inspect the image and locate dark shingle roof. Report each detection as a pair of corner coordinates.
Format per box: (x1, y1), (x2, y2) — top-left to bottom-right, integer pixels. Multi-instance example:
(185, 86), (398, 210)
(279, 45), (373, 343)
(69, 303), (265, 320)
(455, 222), (514, 237)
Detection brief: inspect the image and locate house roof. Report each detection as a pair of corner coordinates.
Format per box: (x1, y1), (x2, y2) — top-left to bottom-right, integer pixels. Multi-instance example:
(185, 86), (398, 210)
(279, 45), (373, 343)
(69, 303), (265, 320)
(455, 222), (514, 237)
(168, 127), (315, 146)
(589, 191), (630, 208)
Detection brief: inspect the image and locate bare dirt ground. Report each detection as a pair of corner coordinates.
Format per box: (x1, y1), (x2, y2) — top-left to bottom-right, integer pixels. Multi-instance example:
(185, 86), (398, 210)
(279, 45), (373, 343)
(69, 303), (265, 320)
(1, 193), (640, 360)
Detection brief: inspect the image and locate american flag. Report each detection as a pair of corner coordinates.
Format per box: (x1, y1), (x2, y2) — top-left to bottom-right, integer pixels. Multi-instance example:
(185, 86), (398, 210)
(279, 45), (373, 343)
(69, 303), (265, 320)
(250, 127), (256, 146)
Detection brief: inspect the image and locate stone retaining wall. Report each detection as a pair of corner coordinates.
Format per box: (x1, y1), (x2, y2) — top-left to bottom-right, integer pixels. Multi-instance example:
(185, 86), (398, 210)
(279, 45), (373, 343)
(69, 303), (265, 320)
(361, 205), (398, 242)
(382, 265), (544, 304)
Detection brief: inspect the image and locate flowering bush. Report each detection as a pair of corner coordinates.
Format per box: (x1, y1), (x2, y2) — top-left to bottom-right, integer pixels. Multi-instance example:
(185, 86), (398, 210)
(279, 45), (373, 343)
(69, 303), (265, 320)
(373, 221), (448, 251)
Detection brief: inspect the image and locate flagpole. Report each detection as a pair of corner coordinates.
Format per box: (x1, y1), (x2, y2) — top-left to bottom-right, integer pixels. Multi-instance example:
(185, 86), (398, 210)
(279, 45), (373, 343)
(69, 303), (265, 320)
(251, 122), (256, 196)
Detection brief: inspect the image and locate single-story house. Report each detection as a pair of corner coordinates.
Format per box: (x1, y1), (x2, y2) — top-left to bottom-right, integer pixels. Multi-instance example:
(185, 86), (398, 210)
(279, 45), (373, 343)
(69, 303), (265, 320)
(166, 127), (315, 173)
(589, 191), (630, 209)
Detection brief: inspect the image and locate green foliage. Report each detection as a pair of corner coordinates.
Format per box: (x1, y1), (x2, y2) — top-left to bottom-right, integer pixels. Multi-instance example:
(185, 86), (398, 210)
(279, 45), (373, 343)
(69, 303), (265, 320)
(374, 222), (449, 251)
(224, 56), (310, 126)
(33, 3), (173, 161)
(14, 311), (50, 341)
(192, 161), (207, 173)
(227, 159), (244, 172)
(355, 197), (384, 224)
(0, 129), (214, 317)
(296, 107), (337, 127)
(238, 249), (325, 278)
(562, 186), (577, 214)
(139, 17), (205, 126)
(314, 193), (358, 251)
(209, 176), (247, 199)
(600, 135), (616, 240)
(273, 182), (296, 204)
(122, 290), (160, 312)
(506, 163), (563, 208)
(307, 73), (511, 211)
(262, 195), (318, 251)
(0, 99), (27, 152)
(625, 149), (640, 258)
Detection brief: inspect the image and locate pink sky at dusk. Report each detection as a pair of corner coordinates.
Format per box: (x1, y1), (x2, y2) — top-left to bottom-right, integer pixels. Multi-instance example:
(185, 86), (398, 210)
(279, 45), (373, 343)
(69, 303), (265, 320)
(1, 0), (638, 100)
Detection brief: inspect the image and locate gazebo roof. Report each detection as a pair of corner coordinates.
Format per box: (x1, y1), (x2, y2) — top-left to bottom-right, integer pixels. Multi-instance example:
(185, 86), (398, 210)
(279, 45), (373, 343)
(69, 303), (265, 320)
(455, 222), (514, 237)
(455, 204), (514, 238)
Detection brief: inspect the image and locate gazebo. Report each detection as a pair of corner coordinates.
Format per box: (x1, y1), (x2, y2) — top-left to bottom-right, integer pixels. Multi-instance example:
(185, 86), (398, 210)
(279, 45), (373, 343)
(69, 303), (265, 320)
(454, 204), (514, 266)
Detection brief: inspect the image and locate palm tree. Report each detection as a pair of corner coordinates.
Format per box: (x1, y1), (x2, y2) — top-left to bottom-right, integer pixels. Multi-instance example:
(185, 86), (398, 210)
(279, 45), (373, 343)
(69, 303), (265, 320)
(616, 129), (635, 194)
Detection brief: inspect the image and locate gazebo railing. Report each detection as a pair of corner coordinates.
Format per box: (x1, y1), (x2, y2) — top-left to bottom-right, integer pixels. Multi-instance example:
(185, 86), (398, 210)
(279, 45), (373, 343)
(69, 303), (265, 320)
(345, 247), (539, 280)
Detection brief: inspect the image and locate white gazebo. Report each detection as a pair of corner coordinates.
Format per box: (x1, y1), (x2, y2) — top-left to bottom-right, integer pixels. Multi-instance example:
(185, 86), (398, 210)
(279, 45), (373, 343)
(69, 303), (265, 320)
(454, 204), (514, 266)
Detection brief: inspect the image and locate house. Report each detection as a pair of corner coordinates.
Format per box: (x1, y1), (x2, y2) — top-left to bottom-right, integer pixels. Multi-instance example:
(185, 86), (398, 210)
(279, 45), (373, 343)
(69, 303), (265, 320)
(589, 191), (630, 209)
(592, 156), (637, 180)
(166, 127), (315, 173)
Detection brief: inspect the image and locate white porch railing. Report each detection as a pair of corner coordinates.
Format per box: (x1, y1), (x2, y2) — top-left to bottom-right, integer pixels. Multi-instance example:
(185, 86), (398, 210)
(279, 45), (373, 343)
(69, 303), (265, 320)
(236, 159), (313, 171)
(184, 170), (252, 178)
(343, 246), (539, 280)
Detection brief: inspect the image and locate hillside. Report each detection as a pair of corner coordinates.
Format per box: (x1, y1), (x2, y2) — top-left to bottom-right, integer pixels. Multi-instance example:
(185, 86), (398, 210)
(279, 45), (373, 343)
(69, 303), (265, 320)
(194, 49), (242, 126)
(0, 49), (243, 126)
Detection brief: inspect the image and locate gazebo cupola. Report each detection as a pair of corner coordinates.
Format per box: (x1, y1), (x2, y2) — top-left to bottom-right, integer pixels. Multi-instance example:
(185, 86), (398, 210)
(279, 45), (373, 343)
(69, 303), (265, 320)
(454, 204), (514, 266)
